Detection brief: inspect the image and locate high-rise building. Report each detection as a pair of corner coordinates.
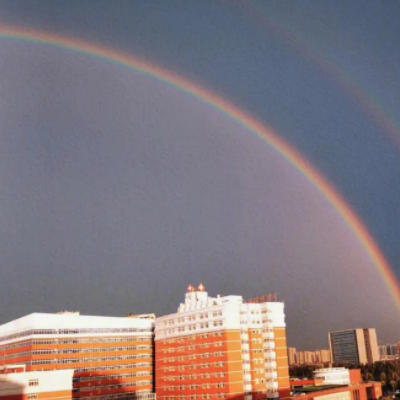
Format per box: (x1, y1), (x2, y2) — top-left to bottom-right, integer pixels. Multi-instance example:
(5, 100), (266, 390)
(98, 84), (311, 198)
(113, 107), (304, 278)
(378, 343), (399, 360)
(313, 349), (331, 364)
(155, 284), (290, 400)
(379, 345), (387, 358)
(304, 352), (315, 365)
(0, 312), (155, 400)
(329, 329), (379, 364)
(295, 351), (305, 365)
(389, 344), (399, 356)
(287, 348), (296, 366)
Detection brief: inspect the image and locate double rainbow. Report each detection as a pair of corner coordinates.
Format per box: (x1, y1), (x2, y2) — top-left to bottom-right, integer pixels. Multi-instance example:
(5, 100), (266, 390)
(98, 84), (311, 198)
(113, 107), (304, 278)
(1, 25), (398, 309)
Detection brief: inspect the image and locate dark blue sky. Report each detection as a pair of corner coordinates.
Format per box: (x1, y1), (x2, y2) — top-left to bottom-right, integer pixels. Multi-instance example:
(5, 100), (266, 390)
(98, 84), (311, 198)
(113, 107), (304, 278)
(0, 1), (399, 350)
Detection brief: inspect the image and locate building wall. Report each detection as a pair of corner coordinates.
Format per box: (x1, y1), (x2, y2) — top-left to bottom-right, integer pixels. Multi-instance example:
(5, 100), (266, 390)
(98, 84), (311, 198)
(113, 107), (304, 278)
(355, 330), (367, 364)
(0, 369), (74, 400)
(366, 330), (379, 363)
(0, 313), (155, 400)
(349, 369), (362, 384)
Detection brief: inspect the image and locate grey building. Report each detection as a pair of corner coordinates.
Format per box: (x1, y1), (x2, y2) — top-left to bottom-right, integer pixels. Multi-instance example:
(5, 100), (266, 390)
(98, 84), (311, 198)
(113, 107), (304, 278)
(329, 328), (379, 364)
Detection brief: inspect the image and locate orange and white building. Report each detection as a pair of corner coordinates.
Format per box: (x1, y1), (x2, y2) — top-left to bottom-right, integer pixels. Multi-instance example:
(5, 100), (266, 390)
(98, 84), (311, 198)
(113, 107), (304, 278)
(0, 367), (74, 400)
(0, 312), (155, 400)
(155, 285), (290, 400)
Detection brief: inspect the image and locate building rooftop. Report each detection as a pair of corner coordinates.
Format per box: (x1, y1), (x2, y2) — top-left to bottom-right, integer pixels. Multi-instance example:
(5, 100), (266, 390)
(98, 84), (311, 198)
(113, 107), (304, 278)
(292, 385), (347, 393)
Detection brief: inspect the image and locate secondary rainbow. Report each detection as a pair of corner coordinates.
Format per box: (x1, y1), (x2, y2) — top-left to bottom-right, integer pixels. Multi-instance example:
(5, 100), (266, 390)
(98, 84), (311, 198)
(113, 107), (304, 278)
(1, 25), (399, 309)
(236, 1), (400, 151)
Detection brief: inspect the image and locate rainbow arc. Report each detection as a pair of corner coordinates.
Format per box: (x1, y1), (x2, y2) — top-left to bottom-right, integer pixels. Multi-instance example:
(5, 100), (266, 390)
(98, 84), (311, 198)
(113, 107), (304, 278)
(0, 25), (398, 309)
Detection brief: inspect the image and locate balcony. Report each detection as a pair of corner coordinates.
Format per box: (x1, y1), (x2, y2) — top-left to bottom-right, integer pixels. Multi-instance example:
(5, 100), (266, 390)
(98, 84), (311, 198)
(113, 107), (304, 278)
(265, 360), (277, 369)
(263, 341), (275, 349)
(262, 332), (274, 339)
(265, 371), (278, 379)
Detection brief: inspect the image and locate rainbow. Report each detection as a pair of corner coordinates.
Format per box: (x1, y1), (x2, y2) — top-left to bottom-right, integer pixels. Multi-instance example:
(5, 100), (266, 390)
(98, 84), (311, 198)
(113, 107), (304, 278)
(1, 25), (399, 309)
(235, 1), (400, 151)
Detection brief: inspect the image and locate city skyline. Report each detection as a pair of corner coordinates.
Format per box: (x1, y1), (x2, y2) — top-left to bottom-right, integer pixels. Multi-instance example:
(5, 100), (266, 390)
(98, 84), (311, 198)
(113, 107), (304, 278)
(0, 1), (399, 351)
(0, 285), (392, 353)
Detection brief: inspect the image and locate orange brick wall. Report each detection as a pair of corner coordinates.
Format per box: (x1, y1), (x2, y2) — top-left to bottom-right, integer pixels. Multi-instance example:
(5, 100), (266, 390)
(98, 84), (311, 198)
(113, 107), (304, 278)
(156, 329), (242, 400)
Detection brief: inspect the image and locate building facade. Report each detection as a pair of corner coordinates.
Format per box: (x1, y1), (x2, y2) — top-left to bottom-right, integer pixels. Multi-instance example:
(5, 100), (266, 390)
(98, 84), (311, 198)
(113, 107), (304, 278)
(0, 368), (74, 400)
(329, 329), (379, 365)
(155, 285), (290, 400)
(0, 312), (155, 400)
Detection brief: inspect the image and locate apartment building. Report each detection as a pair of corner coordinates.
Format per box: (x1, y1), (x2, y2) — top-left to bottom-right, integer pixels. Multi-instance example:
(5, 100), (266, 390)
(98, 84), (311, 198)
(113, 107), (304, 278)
(329, 329), (379, 364)
(314, 349), (331, 364)
(0, 312), (155, 400)
(155, 284), (290, 400)
(287, 348), (296, 366)
(0, 367), (74, 400)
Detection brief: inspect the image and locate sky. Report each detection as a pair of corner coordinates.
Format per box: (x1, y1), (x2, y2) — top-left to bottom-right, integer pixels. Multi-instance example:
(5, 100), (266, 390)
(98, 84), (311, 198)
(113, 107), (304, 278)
(0, 0), (399, 350)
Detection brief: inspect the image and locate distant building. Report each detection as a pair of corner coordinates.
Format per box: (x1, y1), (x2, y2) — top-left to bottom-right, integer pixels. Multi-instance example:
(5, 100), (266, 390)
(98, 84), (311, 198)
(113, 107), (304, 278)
(304, 351), (315, 365)
(329, 329), (379, 364)
(155, 284), (291, 400)
(379, 345), (387, 358)
(296, 351), (305, 365)
(288, 347), (297, 365)
(0, 367), (74, 400)
(314, 349), (331, 364)
(291, 368), (381, 400)
(379, 343), (399, 360)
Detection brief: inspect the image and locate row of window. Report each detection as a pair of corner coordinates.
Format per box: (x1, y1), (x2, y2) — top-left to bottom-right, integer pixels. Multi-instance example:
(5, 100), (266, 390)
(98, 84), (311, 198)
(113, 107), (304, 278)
(161, 361), (225, 372)
(164, 360), (258, 373)
(240, 310), (272, 315)
(161, 350), (226, 363)
(164, 312), (224, 327)
(166, 321), (224, 335)
(72, 380), (152, 392)
(73, 371), (153, 382)
(74, 362), (152, 372)
(0, 328), (152, 343)
(1, 336), (151, 351)
(4, 350), (152, 361)
(240, 319), (274, 326)
(162, 332), (224, 345)
(163, 395), (226, 400)
(5, 345), (152, 356)
(160, 372), (226, 381)
(75, 390), (154, 400)
(162, 382), (226, 391)
(23, 354), (152, 365)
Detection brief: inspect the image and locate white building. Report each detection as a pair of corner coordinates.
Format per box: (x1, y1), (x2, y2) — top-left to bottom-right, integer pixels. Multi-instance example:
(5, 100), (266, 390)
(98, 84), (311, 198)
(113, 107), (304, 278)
(0, 368), (74, 400)
(313, 368), (350, 386)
